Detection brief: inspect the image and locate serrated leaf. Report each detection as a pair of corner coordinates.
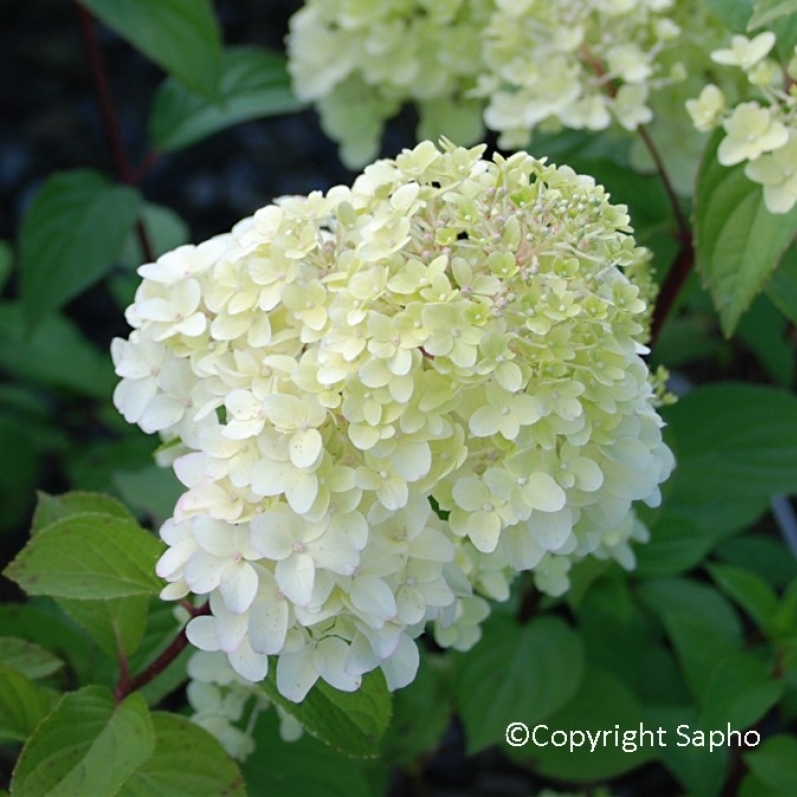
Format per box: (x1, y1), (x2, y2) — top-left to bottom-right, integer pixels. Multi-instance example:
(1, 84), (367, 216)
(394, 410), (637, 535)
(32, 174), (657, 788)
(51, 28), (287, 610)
(661, 611), (740, 700)
(749, 0), (797, 29)
(509, 669), (653, 781)
(115, 712), (246, 797)
(57, 597), (149, 658)
(0, 302), (115, 398)
(662, 383), (797, 504)
(32, 490), (136, 534)
(694, 129), (797, 336)
(0, 413), (42, 533)
(638, 576), (743, 643)
(700, 652), (783, 730)
(20, 170), (140, 328)
(113, 465), (183, 527)
(78, 0), (222, 97)
(4, 514), (165, 599)
(745, 735), (797, 795)
(0, 663), (57, 741)
(766, 245), (797, 325)
(124, 600), (188, 706)
(708, 563), (780, 637)
(259, 669), (392, 758)
(150, 47), (303, 152)
(0, 601), (99, 686)
(715, 536), (797, 589)
(635, 516), (714, 577)
(453, 614), (584, 752)
(243, 709), (368, 797)
(10, 686), (154, 797)
(648, 704), (729, 797)
(120, 203), (189, 268)
(0, 637), (63, 680)
(381, 650), (450, 764)
(737, 295), (795, 387)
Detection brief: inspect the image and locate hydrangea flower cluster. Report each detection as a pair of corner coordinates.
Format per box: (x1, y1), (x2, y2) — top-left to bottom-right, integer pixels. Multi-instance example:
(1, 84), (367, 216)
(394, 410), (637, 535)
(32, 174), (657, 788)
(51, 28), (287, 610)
(687, 31), (797, 213)
(186, 649), (300, 759)
(287, 0), (685, 166)
(113, 140), (674, 704)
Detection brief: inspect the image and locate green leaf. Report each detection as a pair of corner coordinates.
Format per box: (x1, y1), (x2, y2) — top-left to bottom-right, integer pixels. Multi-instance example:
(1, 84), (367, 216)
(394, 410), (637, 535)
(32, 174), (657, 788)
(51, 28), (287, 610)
(150, 47), (303, 152)
(19, 170), (140, 328)
(78, 0), (222, 97)
(259, 669), (392, 758)
(0, 302), (115, 398)
(453, 614), (584, 752)
(510, 669), (654, 781)
(381, 651), (450, 764)
(119, 203), (190, 269)
(662, 383), (797, 504)
(0, 663), (57, 741)
(749, 0), (797, 29)
(736, 295), (795, 387)
(745, 735), (797, 795)
(0, 240), (11, 293)
(576, 574), (690, 705)
(739, 772), (784, 797)
(4, 514), (165, 600)
(648, 704), (729, 797)
(11, 686), (154, 797)
(116, 712), (246, 797)
(715, 536), (797, 589)
(124, 600), (188, 706)
(700, 652), (783, 730)
(32, 490), (136, 534)
(635, 516), (714, 577)
(694, 129), (797, 336)
(0, 637), (64, 680)
(56, 597), (149, 658)
(661, 611), (740, 700)
(113, 465), (183, 527)
(638, 576), (743, 644)
(766, 245), (797, 325)
(708, 563), (780, 637)
(243, 710), (369, 797)
(0, 601), (99, 686)
(0, 413), (42, 533)
(703, 0), (755, 31)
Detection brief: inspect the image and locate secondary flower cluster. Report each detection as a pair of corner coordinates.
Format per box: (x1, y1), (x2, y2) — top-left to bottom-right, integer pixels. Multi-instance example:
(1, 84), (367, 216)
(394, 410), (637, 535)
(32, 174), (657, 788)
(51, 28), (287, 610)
(687, 31), (797, 213)
(113, 140), (673, 705)
(287, 0), (686, 165)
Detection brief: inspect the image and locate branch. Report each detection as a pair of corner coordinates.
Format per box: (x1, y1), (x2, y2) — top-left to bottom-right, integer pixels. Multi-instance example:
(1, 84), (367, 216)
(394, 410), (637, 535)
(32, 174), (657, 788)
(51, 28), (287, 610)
(650, 233), (694, 346)
(73, 2), (155, 263)
(637, 125), (691, 244)
(114, 601), (210, 702)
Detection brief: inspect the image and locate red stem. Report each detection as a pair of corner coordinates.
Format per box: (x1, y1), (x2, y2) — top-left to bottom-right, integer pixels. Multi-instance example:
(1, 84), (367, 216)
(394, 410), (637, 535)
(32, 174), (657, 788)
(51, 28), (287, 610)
(637, 125), (691, 244)
(114, 601), (210, 702)
(650, 235), (694, 346)
(73, 2), (155, 263)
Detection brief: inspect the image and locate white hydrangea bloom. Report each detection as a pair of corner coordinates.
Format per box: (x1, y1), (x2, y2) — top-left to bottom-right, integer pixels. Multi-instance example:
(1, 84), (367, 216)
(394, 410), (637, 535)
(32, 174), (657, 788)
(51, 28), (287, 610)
(710, 32), (776, 71)
(745, 131), (797, 213)
(688, 30), (797, 212)
(114, 141), (674, 708)
(287, 0), (684, 166)
(185, 649), (300, 758)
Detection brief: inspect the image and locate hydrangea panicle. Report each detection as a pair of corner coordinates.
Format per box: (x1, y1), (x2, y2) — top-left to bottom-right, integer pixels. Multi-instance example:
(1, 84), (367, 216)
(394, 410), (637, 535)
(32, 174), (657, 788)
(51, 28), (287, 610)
(113, 141), (674, 719)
